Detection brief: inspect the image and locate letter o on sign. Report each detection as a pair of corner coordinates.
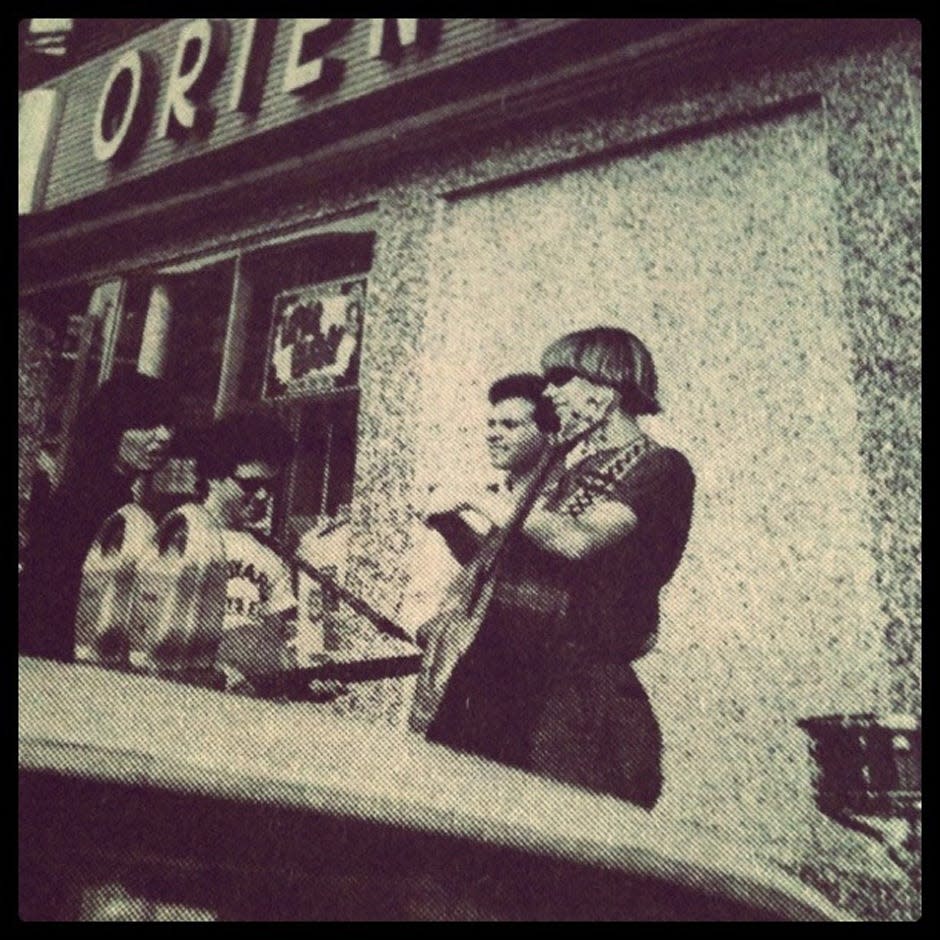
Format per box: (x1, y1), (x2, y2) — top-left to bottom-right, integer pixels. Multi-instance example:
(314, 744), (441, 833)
(93, 49), (152, 163)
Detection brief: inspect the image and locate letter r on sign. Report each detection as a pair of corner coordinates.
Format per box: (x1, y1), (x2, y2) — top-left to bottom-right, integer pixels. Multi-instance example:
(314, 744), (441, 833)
(158, 18), (229, 139)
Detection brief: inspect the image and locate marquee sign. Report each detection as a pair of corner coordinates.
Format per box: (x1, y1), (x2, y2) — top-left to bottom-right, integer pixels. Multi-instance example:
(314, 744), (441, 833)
(22, 19), (582, 213)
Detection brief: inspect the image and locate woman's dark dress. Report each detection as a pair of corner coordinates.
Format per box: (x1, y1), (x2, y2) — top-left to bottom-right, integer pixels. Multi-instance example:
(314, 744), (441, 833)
(426, 444), (695, 809)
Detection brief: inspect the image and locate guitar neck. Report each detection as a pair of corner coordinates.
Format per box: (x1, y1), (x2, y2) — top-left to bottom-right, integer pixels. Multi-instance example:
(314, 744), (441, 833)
(292, 556), (416, 646)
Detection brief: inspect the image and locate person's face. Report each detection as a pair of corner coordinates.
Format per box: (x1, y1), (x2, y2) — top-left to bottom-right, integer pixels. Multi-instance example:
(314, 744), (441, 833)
(213, 459), (281, 530)
(116, 424), (174, 473)
(543, 369), (619, 442)
(486, 397), (547, 473)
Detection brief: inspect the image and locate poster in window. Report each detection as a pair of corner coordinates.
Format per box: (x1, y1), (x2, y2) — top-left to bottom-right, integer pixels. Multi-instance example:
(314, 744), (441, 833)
(264, 277), (366, 400)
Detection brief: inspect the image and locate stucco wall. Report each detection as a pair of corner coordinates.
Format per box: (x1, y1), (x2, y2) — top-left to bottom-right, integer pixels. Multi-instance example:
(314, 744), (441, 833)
(413, 104), (884, 856)
(339, 29), (919, 917)
(822, 51), (922, 717)
(18, 21), (920, 920)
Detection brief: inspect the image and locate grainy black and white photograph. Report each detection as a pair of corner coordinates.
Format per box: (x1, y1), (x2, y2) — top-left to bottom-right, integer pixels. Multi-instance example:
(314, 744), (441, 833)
(18, 19), (921, 921)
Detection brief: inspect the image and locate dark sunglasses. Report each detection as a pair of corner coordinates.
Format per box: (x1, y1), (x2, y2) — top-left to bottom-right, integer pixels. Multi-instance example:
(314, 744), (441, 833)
(544, 366), (621, 392)
(543, 367), (579, 387)
(231, 473), (279, 496)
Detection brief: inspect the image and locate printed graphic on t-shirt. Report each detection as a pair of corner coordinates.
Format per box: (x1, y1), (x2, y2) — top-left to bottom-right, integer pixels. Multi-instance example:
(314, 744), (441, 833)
(220, 530), (295, 634)
(225, 559), (274, 621)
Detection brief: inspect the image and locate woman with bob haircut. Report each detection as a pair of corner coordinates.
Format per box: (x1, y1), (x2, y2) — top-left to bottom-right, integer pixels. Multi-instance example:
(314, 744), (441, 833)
(412, 326), (695, 811)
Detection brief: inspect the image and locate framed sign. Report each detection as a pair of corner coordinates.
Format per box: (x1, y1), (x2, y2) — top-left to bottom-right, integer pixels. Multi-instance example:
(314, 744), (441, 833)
(263, 277), (366, 400)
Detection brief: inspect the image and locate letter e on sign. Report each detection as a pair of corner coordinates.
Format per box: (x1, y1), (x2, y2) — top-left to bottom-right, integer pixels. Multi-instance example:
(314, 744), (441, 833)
(158, 18), (229, 139)
(93, 49), (154, 163)
(283, 19), (346, 94)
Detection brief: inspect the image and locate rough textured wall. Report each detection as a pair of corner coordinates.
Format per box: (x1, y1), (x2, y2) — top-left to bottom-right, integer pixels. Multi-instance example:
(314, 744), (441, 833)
(414, 106), (884, 865)
(325, 185), (442, 724)
(822, 50), (922, 716)
(346, 186), (440, 623)
(329, 30), (918, 918)
(340, 36), (920, 729)
(18, 314), (53, 552)
(21, 24), (917, 919)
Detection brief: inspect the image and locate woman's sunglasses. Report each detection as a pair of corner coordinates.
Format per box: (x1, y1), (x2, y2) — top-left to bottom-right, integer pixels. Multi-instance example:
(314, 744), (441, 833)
(543, 367), (580, 387)
(543, 367), (621, 392)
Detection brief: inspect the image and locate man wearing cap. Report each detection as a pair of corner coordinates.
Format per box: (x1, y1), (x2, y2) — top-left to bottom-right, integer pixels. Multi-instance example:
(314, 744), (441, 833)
(412, 327), (696, 811)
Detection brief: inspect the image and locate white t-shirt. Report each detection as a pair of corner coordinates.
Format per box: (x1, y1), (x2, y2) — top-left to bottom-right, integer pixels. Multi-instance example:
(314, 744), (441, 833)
(212, 529), (298, 689)
(398, 522), (461, 637)
(398, 477), (519, 635)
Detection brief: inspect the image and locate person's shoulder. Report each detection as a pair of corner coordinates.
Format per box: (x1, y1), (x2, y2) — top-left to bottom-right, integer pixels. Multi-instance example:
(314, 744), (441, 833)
(223, 528), (289, 571)
(645, 443), (694, 478)
(638, 444), (696, 499)
(610, 441), (694, 494)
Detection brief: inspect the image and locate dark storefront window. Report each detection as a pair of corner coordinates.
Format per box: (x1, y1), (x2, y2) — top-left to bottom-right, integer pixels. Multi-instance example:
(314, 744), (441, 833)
(105, 279), (151, 385)
(162, 263), (233, 418)
(119, 260), (234, 427)
(284, 393), (361, 538)
(236, 233), (374, 545)
(23, 232), (372, 540)
(124, 260), (235, 515)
